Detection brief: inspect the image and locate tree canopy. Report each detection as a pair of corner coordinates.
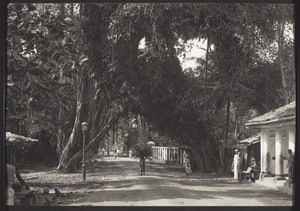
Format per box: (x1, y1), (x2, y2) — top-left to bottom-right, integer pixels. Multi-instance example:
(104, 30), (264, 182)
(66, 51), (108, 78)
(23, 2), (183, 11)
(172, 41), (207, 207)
(6, 3), (295, 172)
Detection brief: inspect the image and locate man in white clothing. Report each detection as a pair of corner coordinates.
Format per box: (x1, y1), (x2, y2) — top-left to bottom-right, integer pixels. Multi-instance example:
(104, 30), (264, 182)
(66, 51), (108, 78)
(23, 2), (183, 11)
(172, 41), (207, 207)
(232, 149), (242, 182)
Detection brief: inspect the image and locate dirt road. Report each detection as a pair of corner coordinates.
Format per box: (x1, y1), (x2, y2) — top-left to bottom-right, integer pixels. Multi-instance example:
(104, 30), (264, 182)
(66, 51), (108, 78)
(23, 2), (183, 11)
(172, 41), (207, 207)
(45, 156), (292, 206)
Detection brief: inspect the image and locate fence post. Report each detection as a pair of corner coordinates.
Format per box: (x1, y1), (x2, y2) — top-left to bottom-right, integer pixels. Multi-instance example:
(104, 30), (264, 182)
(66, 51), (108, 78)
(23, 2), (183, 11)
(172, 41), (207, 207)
(167, 148), (170, 162)
(172, 148), (174, 162)
(160, 148), (162, 161)
(174, 148), (176, 162)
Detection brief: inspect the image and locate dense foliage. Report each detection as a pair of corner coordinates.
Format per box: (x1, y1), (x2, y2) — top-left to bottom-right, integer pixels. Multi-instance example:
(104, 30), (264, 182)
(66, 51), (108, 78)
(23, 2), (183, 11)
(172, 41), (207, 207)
(6, 3), (295, 172)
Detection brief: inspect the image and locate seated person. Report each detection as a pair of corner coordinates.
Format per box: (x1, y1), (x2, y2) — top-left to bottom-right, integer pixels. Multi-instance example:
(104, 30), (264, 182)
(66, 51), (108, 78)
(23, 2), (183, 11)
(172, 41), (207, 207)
(6, 164), (30, 205)
(7, 164), (30, 190)
(249, 158), (261, 181)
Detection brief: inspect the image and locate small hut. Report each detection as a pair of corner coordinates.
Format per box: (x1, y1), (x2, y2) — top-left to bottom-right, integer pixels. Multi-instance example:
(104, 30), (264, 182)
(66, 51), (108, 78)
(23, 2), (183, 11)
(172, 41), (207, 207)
(6, 132), (38, 166)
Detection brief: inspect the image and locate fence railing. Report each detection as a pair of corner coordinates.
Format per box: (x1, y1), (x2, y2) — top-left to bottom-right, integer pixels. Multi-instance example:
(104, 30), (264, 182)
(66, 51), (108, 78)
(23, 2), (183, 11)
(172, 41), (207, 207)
(151, 146), (188, 165)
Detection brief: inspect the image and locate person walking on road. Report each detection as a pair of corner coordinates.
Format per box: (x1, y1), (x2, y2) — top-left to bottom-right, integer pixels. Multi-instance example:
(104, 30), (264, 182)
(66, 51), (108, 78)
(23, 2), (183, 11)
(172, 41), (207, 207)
(287, 149), (294, 183)
(232, 149), (243, 182)
(184, 154), (192, 176)
(140, 156), (146, 175)
(129, 149), (132, 158)
(114, 148), (117, 159)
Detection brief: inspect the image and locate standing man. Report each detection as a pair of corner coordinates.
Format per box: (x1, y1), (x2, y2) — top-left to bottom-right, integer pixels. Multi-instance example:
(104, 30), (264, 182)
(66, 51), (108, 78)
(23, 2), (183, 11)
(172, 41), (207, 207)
(140, 156), (146, 176)
(129, 149), (132, 158)
(287, 149), (294, 183)
(114, 148), (117, 159)
(232, 149), (243, 182)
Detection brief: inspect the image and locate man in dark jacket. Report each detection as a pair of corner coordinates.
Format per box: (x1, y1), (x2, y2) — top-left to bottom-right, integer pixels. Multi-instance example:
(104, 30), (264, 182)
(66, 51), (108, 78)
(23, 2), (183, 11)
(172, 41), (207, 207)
(287, 149), (294, 183)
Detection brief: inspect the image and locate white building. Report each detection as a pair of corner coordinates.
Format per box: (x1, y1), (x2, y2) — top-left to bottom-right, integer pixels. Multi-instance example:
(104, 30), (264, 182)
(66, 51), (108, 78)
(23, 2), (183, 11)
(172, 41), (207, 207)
(245, 101), (295, 181)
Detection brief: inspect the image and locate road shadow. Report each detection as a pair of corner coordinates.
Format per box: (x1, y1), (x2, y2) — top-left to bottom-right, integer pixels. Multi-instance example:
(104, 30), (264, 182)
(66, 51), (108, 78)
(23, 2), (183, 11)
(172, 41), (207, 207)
(61, 181), (292, 206)
(19, 155), (293, 206)
(27, 179), (136, 191)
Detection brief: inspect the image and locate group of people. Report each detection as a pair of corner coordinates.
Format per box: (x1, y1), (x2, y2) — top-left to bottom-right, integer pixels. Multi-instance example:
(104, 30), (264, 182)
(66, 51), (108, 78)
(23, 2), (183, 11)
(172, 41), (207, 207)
(231, 149), (256, 182)
(232, 148), (295, 183)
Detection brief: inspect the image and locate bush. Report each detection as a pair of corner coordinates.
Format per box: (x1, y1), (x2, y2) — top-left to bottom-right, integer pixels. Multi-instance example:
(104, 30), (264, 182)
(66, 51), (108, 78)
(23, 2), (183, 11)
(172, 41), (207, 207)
(131, 141), (152, 158)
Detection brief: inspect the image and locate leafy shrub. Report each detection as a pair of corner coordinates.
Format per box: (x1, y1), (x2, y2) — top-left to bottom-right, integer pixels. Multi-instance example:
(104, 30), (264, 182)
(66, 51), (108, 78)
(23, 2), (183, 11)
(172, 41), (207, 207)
(131, 141), (152, 158)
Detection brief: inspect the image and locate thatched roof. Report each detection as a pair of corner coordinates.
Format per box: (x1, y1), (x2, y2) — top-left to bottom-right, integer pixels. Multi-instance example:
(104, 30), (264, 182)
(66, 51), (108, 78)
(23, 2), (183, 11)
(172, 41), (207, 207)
(239, 134), (260, 146)
(246, 101), (295, 127)
(6, 132), (38, 145)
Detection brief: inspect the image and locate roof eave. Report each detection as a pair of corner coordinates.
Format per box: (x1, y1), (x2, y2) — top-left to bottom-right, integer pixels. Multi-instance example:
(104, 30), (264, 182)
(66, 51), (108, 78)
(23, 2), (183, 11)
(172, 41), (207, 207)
(6, 132), (38, 143)
(245, 116), (295, 128)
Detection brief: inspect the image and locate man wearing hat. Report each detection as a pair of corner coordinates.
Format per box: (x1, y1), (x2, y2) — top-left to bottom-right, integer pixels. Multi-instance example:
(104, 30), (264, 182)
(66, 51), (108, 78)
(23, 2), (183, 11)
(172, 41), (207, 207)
(232, 149), (242, 182)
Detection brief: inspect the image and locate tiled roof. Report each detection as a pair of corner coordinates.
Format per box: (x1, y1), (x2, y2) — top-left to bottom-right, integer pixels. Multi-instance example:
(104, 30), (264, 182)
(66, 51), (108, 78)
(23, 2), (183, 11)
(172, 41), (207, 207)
(246, 101), (295, 126)
(239, 134), (260, 145)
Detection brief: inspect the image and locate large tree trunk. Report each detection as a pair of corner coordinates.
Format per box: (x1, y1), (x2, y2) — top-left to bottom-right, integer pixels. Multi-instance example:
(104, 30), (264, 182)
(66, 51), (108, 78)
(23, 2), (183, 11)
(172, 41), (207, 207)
(224, 99), (230, 146)
(55, 4), (141, 172)
(115, 120), (119, 144)
(57, 72), (123, 172)
(56, 64), (66, 159)
(219, 146), (224, 171)
(203, 36), (210, 120)
(62, 114), (119, 171)
(223, 99), (231, 172)
(56, 104), (65, 159)
(27, 98), (32, 137)
(57, 73), (88, 172)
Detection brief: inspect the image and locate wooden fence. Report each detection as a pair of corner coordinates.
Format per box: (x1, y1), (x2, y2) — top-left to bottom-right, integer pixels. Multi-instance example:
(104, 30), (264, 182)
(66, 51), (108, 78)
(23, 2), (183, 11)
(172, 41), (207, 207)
(151, 146), (188, 165)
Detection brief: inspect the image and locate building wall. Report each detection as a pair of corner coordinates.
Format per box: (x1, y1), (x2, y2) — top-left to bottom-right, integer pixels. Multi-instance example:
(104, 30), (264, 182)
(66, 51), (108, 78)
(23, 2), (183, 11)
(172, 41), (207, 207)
(267, 127), (289, 175)
(268, 137), (291, 175)
(269, 136), (276, 175)
(260, 121), (295, 178)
